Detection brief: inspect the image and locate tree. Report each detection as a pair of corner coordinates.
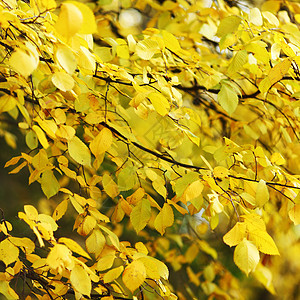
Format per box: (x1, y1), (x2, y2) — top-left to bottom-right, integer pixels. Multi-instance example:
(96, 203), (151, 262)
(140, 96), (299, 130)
(0, 0), (300, 298)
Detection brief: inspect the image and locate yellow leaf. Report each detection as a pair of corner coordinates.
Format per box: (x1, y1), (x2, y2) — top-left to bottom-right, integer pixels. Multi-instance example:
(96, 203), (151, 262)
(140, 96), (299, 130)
(249, 7), (263, 26)
(255, 180), (269, 207)
(9, 48), (39, 77)
(147, 92), (170, 116)
(59, 237), (91, 260)
(227, 50), (247, 76)
(38, 214), (58, 232)
(52, 199), (68, 221)
(32, 149), (48, 170)
(0, 95), (17, 113)
(161, 30), (180, 52)
(288, 204), (300, 225)
(8, 237), (35, 254)
(56, 125), (76, 140)
(102, 174), (119, 198)
(137, 256), (160, 279)
(55, 3), (83, 39)
(4, 156), (22, 168)
(96, 254), (115, 271)
(249, 230), (279, 255)
(154, 203), (174, 235)
(242, 213), (266, 231)
(35, 117), (57, 140)
(253, 264), (276, 295)
(217, 85), (238, 116)
(268, 59), (291, 86)
(0, 239), (19, 266)
(168, 199), (189, 215)
(78, 46), (95, 72)
(47, 244), (74, 272)
(77, 215), (97, 236)
(70, 265), (91, 296)
(99, 225), (120, 250)
(223, 222), (247, 247)
(136, 39), (160, 60)
(216, 15), (241, 37)
(103, 266), (124, 283)
(182, 180), (204, 203)
(55, 45), (77, 74)
(90, 128), (113, 158)
(68, 136), (91, 166)
(9, 161), (27, 175)
(24, 205), (38, 221)
(234, 239), (259, 276)
(130, 198), (151, 233)
(270, 152), (286, 165)
(86, 229), (106, 258)
(259, 59), (291, 93)
(135, 242), (148, 255)
(127, 188), (145, 205)
(41, 170), (60, 199)
(213, 166), (229, 179)
(52, 71), (74, 92)
(4, 0), (17, 8)
(67, 1), (97, 34)
(32, 125), (49, 149)
(123, 260), (146, 293)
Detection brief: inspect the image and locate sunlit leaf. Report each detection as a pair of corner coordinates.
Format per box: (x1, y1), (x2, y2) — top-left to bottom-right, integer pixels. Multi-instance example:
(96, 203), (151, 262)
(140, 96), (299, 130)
(0, 239), (19, 266)
(130, 198), (151, 233)
(55, 2), (83, 39)
(41, 170), (60, 199)
(217, 84), (238, 116)
(147, 92), (170, 116)
(223, 222), (247, 247)
(9, 48), (39, 77)
(103, 266), (124, 283)
(59, 237), (91, 260)
(234, 239), (259, 276)
(70, 265), (91, 296)
(154, 203), (174, 235)
(249, 230), (279, 255)
(68, 136), (91, 166)
(255, 180), (269, 207)
(289, 204), (300, 225)
(67, 1), (97, 34)
(123, 260), (146, 292)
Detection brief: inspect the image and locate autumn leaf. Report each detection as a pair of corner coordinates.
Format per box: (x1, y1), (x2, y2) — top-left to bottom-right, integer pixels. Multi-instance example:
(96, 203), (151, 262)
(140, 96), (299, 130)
(59, 237), (91, 260)
(147, 92), (170, 116)
(154, 203), (174, 235)
(223, 222), (247, 247)
(288, 204), (300, 225)
(255, 180), (269, 207)
(70, 265), (91, 296)
(249, 230), (280, 255)
(217, 84), (239, 116)
(41, 170), (60, 199)
(234, 239), (260, 276)
(123, 260), (146, 292)
(0, 239), (19, 266)
(130, 198), (151, 233)
(103, 266), (124, 283)
(90, 127), (113, 158)
(9, 48), (39, 77)
(55, 2), (83, 39)
(68, 136), (91, 166)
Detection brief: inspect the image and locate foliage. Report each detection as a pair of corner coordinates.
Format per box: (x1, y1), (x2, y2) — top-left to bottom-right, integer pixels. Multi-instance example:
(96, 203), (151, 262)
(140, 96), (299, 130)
(0, 0), (300, 299)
